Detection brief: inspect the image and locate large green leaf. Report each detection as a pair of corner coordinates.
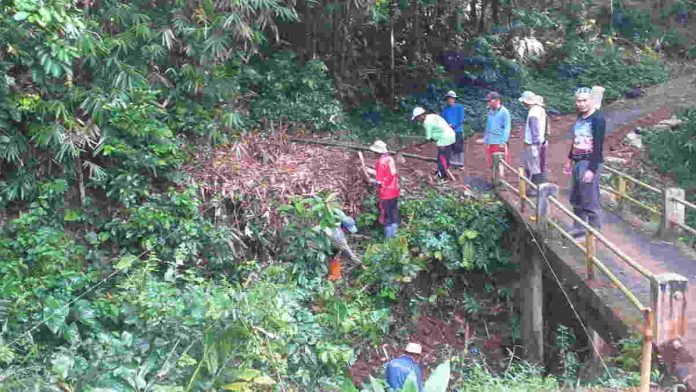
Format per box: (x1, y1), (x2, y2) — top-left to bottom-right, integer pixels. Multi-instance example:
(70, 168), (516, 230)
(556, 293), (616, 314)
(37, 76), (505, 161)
(423, 361), (450, 392)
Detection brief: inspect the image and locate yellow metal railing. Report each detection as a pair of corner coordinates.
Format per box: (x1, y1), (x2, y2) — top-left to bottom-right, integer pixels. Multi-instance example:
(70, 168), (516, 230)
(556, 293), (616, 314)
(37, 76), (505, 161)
(602, 165), (695, 238)
(492, 153), (655, 392)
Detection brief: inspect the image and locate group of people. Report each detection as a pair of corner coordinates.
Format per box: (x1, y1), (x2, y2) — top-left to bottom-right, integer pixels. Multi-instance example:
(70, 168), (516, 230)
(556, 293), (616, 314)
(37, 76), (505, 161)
(363, 86), (606, 241)
(329, 86), (606, 274)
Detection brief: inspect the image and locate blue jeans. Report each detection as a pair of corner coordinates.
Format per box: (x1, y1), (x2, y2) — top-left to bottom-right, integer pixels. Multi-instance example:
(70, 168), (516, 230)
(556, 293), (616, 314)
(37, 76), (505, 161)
(570, 160), (602, 230)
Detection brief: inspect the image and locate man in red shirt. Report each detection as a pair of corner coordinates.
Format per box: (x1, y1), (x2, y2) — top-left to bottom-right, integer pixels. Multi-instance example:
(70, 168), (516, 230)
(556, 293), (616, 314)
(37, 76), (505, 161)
(366, 140), (400, 239)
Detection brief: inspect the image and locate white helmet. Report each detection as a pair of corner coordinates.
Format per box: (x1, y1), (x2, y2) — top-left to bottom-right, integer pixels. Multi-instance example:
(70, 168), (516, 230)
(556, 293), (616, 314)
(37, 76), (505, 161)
(411, 107), (426, 120)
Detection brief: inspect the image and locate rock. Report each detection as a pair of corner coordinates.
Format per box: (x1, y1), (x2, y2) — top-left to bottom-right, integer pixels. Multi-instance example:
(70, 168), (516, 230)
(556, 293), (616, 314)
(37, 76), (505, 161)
(655, 116), (683, 129)
(624, 131), (643, 149)
(604, 156), (627, 165)
(600, 189), (617, 205)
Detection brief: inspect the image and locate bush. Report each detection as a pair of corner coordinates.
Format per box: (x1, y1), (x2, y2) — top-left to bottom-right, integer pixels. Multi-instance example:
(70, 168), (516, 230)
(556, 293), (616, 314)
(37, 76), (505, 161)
(523, 42), (668, 113)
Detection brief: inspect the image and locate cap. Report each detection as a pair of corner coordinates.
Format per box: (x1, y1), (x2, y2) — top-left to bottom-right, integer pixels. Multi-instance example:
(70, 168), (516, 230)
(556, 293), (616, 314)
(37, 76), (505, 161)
(575, 87), (593, 97)
(444, 90), (457, 99)
(486, 91), (501, 101)
(411, 107), (426, 120)
(340, 216), (358, 234)
(369, 140), (389, 154)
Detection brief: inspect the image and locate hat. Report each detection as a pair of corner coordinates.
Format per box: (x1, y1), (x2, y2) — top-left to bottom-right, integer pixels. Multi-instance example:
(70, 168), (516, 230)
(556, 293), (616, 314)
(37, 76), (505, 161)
(518, 91), (538, 105)
(405, 342), (422, 355)
(444, 90), (457, 99)
(486, 91), (501, 101)
(411, 107), (426, 120)
(369, 140), (389, 154)
(340, 216), (358, 234)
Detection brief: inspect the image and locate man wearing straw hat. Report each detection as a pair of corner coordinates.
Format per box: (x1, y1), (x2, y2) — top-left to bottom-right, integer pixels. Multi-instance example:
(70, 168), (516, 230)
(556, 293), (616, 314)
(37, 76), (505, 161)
(411, 107), (456, 180)
(365, 140), (401, 239)
(385, 342), (424, 391)
(565, 87), (606, 238)
(518, 91), (548, 193)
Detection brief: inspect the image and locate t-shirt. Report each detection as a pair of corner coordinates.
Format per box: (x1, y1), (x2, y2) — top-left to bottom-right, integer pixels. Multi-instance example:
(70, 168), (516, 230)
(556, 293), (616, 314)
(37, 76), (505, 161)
(423, 114), (456, 146)
(385, 355), (423, 391)
(441, 103), (466, 133)
(484, 106), (511, 145)
(375, 154), (400, 200)
(524, 106), (547, 145)
(568, 110), (606, 172)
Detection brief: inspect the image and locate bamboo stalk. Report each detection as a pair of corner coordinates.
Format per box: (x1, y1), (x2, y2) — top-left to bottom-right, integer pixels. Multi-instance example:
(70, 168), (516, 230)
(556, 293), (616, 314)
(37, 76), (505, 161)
(289, 138), (436, 162)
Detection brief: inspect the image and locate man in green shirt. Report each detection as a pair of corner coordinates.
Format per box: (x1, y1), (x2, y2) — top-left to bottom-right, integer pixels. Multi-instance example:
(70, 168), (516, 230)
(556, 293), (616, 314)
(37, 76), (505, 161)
(411, 107), (456, 179)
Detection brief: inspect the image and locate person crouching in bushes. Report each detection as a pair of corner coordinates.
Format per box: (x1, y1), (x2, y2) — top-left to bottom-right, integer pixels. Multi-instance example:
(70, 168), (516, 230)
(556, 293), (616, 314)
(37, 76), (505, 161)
(365, 140), (401, 239)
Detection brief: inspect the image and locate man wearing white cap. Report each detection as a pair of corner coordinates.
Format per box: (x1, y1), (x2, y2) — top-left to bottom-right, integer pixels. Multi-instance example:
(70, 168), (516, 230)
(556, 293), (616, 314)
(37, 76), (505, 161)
(385, 342), (423, 391)
(411, 107), (456, 179)
(366, 140), (401, 239)
(518, 91), (548, 191)
(441, 90), (466, 167)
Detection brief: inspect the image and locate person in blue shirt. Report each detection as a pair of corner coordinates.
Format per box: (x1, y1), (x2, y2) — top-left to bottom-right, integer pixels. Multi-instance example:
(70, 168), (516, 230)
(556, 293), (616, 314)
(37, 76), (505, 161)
(483, 91), (511, 176)
(385, 343), (423, 391)
(441, 90), (466, 168)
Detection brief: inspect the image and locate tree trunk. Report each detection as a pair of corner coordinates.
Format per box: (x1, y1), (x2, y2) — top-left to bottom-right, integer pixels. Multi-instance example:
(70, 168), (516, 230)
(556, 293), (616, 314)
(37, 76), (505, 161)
(478, 0), (488, 33)
(492, 0), (500, 26)
(390, 0), (396, 106)
(470, 0), (477, 22)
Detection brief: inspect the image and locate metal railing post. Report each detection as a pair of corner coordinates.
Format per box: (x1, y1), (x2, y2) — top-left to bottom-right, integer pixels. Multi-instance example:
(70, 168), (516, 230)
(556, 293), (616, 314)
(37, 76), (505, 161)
(659, 187), (686, 240)
(536, 184), (558, 238)
(518, 167), (527, 212)
(615, 175), (628, 215)
(639, 308), (654, 392)
(585, 230), (595, 280)
(492, 152), (504, 188)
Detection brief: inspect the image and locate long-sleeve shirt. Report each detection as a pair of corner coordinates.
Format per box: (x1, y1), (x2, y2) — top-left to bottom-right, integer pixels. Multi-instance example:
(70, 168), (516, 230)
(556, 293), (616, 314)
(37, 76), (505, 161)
(524, 106), (547, 145)
(568, 110), (606, 172)
(423, 114), (456, 147)
(484, 106), (511, 145)
(441, 103), (465, 134)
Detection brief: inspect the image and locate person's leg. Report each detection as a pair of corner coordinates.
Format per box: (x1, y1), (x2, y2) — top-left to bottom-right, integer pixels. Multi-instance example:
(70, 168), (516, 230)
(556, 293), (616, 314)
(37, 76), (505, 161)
(539, 142), (547, 183)
(436, 147), (446, 178)
(583, 165), (602, 230)
(569, 160), (589, 236)
(384, 198), (399, 238)
(485, 144), (493, 168)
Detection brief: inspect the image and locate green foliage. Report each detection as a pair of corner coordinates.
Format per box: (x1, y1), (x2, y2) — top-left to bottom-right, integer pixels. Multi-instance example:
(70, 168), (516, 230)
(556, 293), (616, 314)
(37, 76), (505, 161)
(555, 324), (580, 386)
(453, 362), (558, 391)
(243, 52), (344, 132)
(524, 41), (668, 113)
(643, 108), (696, 233)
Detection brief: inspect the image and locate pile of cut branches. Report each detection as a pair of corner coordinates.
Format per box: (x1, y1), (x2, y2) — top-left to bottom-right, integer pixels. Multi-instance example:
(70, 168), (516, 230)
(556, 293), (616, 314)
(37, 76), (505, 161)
(187, 133), (370, 225)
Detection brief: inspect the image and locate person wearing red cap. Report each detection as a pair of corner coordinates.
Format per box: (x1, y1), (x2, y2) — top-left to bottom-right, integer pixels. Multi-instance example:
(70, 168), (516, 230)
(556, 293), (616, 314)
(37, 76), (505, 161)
(483, 91), (511, 174)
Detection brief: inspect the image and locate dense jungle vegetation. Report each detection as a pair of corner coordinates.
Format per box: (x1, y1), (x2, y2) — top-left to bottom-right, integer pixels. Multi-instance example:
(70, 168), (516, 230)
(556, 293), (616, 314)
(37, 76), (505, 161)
(0, 0), (695, 390)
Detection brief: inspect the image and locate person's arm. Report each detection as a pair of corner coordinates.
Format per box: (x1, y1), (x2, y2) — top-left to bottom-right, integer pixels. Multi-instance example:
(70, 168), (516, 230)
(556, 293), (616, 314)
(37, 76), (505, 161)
(502, 109), (511, 143)
(528, 116), (540, 145)
(587, 115), (606, 173)
(457, 106), (465, 132)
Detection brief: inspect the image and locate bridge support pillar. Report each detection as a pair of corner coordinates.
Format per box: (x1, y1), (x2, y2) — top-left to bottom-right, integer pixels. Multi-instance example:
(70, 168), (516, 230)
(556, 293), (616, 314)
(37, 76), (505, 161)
(651, 273), (688, 346)
(659, 187), (685, 240)
(651, 273), (690, 385)
(521, 243), (544, 364)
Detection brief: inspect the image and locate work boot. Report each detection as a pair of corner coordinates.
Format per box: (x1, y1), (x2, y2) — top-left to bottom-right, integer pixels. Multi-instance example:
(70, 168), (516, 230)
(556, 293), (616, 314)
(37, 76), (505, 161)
(567, 226), (586, 239)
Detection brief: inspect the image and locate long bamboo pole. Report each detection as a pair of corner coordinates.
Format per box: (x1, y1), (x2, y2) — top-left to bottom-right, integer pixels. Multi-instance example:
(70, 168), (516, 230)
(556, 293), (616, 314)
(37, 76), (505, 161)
(289, 138), (437, 162)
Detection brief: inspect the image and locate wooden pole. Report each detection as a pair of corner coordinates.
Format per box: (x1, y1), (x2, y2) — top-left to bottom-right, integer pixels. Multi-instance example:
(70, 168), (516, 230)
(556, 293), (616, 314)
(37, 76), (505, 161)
(289, 138), (436, 162)
(639, 309), (653, 392)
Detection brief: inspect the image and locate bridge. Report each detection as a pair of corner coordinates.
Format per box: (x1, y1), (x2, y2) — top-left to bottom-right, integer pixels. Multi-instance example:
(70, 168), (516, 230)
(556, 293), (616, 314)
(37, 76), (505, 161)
(491, 152), (695, 392)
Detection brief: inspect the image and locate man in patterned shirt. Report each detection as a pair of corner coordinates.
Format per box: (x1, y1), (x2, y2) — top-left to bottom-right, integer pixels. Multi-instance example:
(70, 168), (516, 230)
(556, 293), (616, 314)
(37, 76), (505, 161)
(565, 87), (606, 238)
